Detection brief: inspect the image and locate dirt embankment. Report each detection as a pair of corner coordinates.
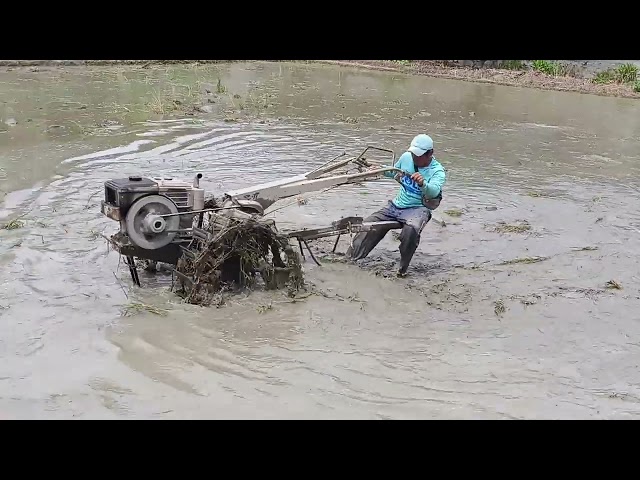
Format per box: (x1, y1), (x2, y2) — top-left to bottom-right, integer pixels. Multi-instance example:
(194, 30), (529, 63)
(1, 59), (639, 99)
(315, 60), (640, 100)
(0, 60), (228, 67)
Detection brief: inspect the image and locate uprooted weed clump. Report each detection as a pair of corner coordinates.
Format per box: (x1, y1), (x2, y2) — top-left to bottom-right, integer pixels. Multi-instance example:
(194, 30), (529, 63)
(173, 212), (304, 306)
(493, 221), (532, 234)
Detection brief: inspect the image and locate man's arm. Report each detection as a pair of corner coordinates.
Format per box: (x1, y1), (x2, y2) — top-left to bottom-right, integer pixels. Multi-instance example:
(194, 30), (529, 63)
(421, 167), (446, 198)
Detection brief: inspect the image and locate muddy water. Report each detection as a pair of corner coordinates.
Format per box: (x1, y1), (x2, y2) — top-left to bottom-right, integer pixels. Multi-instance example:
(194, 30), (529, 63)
(2, 61), (640, 419)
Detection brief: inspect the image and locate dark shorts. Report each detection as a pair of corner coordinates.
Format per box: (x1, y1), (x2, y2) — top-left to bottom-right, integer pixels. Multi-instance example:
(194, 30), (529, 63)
(379, 201), (431, 235)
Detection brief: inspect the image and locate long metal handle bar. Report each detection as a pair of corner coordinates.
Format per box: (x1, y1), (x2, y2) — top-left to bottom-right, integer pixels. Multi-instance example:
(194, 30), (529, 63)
(306, 146), (396, 180)
(224, 167), (405, 212)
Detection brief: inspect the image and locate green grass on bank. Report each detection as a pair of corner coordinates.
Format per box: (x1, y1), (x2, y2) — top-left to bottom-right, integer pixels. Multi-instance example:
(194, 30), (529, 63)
(531, 60), (567, 76)
(449, 60), (639, 92)
(592, 63), (638, 85)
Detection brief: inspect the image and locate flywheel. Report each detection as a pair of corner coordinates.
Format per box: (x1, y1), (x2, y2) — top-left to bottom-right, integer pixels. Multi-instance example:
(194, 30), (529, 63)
(125, 194), (180, 250)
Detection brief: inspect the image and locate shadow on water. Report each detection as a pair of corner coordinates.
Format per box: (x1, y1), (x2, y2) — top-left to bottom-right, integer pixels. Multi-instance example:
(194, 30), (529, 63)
(1, 61), (640, 419)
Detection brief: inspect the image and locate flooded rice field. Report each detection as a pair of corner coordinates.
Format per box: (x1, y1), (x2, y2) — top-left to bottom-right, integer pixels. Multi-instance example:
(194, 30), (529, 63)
(1, 61), (640, 419)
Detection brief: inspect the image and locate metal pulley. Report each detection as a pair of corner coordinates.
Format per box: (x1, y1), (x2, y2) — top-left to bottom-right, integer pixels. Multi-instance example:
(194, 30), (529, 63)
(125, 194), (180, 250)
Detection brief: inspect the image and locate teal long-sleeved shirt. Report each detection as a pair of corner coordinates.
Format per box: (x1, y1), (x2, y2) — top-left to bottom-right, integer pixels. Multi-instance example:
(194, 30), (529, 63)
(383, 151), (446, 209)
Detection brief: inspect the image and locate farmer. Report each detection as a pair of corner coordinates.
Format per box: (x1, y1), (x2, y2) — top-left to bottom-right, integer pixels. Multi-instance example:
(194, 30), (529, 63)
(349, 134), (446, 276)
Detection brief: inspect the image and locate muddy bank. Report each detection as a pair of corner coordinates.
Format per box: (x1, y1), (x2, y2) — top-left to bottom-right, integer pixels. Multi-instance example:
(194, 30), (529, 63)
(0, 60), (229, 67)
(3, 59), (639, 99)
(316, 60), (640, 99)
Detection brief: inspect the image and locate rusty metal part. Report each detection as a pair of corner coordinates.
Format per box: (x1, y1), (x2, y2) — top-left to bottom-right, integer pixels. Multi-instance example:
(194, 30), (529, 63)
(283, 216), (404, 265)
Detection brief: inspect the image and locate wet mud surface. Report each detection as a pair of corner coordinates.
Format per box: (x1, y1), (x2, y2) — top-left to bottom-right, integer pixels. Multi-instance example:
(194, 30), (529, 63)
(323, 60), (640, 99)
(1, 62), (640, 419)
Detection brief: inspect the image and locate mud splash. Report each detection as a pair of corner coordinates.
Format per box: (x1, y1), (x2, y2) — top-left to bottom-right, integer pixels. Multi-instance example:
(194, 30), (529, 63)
(1, 61), (640, 419)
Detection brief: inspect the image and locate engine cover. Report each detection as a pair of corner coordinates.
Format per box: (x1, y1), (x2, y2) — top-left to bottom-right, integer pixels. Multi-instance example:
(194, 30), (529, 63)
(101, 175), (205, 222)
(101, 175), (206, 262)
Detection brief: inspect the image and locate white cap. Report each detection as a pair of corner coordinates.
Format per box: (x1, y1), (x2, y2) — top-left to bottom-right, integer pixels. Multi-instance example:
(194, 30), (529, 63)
(408, 134), (434, 156)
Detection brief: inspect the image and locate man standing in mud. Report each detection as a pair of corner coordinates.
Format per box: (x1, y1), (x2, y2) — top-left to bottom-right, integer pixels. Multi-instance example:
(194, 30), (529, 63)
(349, 134), (446, 277)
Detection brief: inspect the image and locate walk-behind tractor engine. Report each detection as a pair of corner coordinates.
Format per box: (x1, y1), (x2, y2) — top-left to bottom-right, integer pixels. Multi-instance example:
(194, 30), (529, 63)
(100, 146), (441, 287)
(101, 174), (207, 269)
